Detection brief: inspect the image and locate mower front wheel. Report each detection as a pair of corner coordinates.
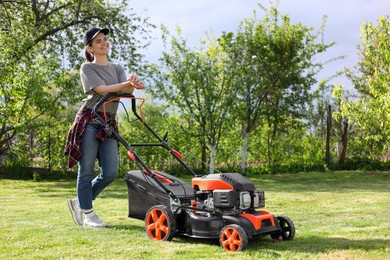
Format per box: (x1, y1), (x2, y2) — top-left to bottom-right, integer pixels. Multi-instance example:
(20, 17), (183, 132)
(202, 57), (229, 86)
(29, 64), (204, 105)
(145, 205), (176, 241)
(271, 216), (295, 241)
(219, 224), (248, 252)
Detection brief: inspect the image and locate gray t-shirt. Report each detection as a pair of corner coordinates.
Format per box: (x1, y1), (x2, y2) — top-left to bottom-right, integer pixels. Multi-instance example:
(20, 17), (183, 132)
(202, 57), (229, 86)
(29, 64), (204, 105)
(80, 62), (127, 113)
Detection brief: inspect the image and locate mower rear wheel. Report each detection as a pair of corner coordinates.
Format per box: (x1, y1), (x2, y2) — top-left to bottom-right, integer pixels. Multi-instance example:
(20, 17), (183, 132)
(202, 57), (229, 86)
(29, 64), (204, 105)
(145, 205), (175, 241)
(271, 216), (295, 241)
(219, 224), (248, 252)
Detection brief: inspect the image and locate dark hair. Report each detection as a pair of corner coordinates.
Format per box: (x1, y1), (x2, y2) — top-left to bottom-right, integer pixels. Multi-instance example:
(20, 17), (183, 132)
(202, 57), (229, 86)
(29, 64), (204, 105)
(84, 44), (94, 62)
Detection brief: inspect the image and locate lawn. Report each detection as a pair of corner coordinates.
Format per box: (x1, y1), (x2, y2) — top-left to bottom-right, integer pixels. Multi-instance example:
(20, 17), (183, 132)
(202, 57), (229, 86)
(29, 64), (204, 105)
(0, 171), (389, 259)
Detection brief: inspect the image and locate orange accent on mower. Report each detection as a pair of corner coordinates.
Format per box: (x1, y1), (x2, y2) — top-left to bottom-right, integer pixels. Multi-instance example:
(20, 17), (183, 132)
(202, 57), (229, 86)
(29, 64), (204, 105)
(192, 175), (234, 190)
(127, 150), (135, 161)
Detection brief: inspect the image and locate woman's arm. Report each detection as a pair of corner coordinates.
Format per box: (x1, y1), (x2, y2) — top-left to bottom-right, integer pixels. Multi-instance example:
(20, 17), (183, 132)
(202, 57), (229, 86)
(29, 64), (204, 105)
(94, 80), (144, 95)
(94, 81), (134, 95)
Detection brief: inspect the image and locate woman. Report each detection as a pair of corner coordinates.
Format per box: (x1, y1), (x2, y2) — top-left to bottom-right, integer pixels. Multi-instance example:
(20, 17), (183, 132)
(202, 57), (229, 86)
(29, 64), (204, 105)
(65, 27), (144, 228)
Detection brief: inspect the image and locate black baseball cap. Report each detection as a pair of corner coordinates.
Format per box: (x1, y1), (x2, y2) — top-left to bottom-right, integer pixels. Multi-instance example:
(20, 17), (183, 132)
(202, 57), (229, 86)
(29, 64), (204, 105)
(83, 27), (110, 46)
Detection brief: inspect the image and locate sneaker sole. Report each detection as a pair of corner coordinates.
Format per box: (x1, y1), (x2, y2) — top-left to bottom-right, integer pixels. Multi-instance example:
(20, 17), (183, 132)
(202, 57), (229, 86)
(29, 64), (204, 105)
(67, 199), (83, 226)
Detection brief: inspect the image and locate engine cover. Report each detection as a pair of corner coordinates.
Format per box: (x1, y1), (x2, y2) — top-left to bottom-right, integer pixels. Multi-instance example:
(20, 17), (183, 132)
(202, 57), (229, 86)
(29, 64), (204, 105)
(192, 173), (256, 191)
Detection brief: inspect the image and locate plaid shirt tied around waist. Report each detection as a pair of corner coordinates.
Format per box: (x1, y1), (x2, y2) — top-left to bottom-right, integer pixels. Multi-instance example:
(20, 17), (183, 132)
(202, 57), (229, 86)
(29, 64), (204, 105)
(64, 107), (118, 169)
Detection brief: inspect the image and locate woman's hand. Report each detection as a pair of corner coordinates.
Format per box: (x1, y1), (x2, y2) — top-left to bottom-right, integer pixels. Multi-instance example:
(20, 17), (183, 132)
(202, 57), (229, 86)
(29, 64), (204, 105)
(127, 74), (145, 89)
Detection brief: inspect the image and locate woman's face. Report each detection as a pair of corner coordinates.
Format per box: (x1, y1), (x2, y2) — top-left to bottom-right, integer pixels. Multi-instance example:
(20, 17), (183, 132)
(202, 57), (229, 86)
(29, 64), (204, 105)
(88, 32), (110, 56)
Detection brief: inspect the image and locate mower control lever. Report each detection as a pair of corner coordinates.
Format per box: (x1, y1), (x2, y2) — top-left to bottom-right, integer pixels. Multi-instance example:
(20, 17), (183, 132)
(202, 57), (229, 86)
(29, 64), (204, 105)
(162, 131), (168, 141)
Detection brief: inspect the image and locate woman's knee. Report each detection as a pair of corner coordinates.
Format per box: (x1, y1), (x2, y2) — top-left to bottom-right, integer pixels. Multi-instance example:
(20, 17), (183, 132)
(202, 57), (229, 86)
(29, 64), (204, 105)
(100, 167), (118, 182)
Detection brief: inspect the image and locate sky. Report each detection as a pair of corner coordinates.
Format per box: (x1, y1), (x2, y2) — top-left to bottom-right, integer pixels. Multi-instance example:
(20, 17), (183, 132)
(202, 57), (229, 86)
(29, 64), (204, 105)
(129, 0), (390, 90)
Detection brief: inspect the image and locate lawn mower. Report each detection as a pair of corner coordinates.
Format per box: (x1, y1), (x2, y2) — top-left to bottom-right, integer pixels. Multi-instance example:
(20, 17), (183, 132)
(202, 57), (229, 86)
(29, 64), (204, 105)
(93, 93), (295, 252)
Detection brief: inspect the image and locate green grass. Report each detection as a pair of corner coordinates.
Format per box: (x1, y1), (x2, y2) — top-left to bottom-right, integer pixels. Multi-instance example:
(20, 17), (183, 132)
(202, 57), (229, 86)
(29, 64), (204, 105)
(1, 171), (389, 259)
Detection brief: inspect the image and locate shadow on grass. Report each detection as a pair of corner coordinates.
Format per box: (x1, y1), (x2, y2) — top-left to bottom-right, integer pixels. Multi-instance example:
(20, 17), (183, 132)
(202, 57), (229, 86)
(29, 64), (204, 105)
(173, 235), (220, 247)
(98, 188), (129, 200)
(144, 234), (389, 254)
(107, 224), (145, 233)
(246, 235), (389, 254)
(250, 171), (390, 193)
(6, 171), (389, 196)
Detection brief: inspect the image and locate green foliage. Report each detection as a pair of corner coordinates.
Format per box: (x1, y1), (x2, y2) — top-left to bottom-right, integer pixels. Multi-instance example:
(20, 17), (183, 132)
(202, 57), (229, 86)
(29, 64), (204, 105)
(0, 0), (154, 171)
(32, 172), (42, 182)
(152, 27), (238, 173)
(330, 156), (390, 171)
(2, 1), (389, 175)
(117, 100), (204, 176)
(253, 7), (333, 168)
(341, 15), (390, 158)
(148, 3), (336, 174)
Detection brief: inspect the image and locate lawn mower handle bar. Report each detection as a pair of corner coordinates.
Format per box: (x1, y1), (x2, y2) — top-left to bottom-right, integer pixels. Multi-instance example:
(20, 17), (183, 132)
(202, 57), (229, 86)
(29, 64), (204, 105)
(92, 93), (197, 198)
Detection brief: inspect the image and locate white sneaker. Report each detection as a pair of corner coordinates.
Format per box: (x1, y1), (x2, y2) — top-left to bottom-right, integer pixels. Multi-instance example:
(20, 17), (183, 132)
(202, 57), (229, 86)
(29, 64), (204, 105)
(67, 198), (83, 225)
(83, 212), (107, 228)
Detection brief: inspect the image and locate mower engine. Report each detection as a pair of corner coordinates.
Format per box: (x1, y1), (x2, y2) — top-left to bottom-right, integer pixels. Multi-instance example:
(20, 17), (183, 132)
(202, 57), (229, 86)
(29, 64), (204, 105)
(207, 189), (264, 212)
(192, 173), (265, 214)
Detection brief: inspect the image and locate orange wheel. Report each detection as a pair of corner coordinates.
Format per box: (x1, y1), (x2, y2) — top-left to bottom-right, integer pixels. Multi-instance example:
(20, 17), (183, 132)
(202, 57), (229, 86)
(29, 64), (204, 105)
(145, 205), (175, 241)
(219, 224), (248, 252)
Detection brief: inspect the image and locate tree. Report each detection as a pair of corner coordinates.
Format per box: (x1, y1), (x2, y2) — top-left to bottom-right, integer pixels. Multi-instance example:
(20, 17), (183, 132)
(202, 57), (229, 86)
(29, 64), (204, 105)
(152, 28), (237, 174)
(0, 0), (154, 169)
(341, 15), (390, 159)
(220, 4), (334, 173)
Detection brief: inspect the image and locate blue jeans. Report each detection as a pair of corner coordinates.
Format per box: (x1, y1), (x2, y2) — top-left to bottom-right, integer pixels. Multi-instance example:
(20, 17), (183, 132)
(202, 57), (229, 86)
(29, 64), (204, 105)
(77, 123), (118, 211)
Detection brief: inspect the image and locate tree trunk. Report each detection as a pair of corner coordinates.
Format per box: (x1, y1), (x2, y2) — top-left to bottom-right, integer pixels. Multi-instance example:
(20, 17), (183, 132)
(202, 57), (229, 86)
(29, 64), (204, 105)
(200, 136), (207, 172)
(325, 104), (332, 166)
(339, 118), (348, 165)
(48, 125), (52, 172)
(29, 131), (34, 164)
(240, 132), (249, 174)
(209, 144), (217, 174)
(267, 120), (272, 166)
